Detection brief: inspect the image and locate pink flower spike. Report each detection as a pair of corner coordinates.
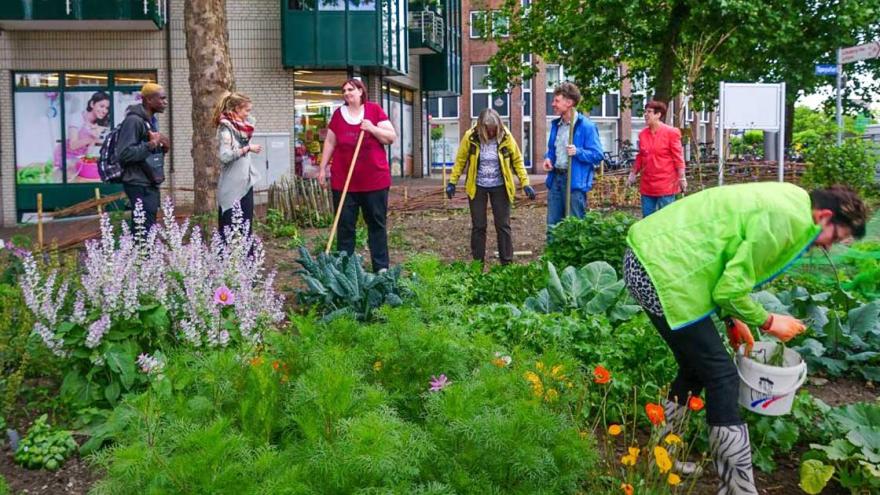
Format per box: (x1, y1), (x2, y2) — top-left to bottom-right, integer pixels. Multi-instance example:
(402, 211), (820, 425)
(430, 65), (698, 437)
(213, 285), (235, 306)
(429, 374), (451, 392)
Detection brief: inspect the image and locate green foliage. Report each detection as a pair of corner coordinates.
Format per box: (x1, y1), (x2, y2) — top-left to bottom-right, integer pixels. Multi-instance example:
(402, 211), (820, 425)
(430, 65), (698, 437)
(294, 246), (412, 321)
(0, 283), (36, 417)
(544, 212), (636, 272)
(792, 106), (869, 150)
(747, 391), (831, 473)
(262, 208), (303, 246)
(755, 287), (880, 381)
(802, 138), (879, 196)
(728, 130), (764, 159)
(0, 475), (7, 495)
(804, 401), (880, 493)
(14, 414), (77, 470)
(524, 261), (642, 323)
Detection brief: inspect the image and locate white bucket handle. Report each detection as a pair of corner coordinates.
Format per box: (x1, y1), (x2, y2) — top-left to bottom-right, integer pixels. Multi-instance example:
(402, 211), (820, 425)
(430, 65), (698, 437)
(734, 352), (807, 397)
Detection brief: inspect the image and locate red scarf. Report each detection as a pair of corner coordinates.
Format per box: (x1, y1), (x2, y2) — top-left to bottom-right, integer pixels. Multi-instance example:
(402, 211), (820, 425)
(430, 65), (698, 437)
(220, 112), (254, 140)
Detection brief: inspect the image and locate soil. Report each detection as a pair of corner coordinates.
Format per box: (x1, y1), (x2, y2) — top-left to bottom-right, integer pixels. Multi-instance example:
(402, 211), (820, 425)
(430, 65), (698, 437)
(1, 192), (876, 495)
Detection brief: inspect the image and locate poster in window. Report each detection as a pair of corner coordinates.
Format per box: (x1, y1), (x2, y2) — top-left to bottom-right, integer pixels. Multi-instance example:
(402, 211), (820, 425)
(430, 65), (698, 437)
(114, 90), (143, 126)
(63, 91), (111, 183)
(15, 92), (63, 184)
(390, 98), (402, 177)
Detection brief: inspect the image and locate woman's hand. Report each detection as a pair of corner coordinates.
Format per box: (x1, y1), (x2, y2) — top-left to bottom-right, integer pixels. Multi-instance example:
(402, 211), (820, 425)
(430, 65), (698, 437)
(249, 143), (263, 154)
(317, 167), (327, 188)
(360, 120), (377, 134)
(725, 317), (755, 355)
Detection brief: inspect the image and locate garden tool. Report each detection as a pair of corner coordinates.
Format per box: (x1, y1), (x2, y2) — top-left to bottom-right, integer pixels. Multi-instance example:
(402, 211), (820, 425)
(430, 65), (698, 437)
(709, 424), (758, 495)
(565, 107), (575, 217)
(325, 130), (365, 254)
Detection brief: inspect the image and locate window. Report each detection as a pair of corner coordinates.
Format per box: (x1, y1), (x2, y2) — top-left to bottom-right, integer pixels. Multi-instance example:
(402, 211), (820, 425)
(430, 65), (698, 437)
(588, 93), (619, 118)
(471, 65), (509, 118)
(522, 54), (532, 118)
(469, 10), (508, 38)
(293, 71), (348, 178)
(631, 94), (646, 118)
(13, 70), (157, 186)
(427, 97), (459, 119)
(544, 65), (565, 113)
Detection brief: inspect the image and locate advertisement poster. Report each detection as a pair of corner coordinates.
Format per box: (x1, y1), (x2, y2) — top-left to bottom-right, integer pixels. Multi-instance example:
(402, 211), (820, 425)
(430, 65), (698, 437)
(114, 90), (142, 126)
(63, 91), (111, 183)
(15, 92), (62, 184)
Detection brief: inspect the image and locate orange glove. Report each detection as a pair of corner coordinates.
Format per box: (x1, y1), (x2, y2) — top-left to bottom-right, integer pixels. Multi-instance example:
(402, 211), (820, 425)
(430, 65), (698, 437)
(763, 313), (806, 342)
(725, 317), (755, 355)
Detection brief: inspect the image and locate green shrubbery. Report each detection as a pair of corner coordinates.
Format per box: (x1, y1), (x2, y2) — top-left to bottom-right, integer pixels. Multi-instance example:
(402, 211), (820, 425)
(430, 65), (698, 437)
(802, 139), (878, 196)
(545, 212), (637, 271)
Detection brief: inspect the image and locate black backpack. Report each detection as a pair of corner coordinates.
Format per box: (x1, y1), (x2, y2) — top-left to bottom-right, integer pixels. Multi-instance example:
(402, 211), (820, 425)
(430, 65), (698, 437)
(97, 122), (125, 183)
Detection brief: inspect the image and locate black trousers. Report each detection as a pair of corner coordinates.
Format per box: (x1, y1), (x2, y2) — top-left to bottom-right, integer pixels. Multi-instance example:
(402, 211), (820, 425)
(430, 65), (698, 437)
(647, 311), (743, 426)
(123, 183), (160, 234)
(468, 185), (513, 264)
(332, 188), (389, 272)
(219, 187), (254, 243)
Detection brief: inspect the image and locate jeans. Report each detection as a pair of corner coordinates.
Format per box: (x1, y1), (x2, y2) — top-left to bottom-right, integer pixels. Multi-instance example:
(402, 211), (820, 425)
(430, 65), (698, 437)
(123, 183), (160, 235)
(546, 171), (587, 236)
(219, 187), (254, 242)
(641, 194), (676, 218)
(332, 188), (389, 272)
(468, 185), (513, 264)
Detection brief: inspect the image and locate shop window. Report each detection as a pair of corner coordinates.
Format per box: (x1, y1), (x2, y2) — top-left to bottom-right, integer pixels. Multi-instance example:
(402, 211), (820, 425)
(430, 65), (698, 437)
(13, 70), (156, 186)
(293, 71), (348, 178)
(471, 65), (509, 118)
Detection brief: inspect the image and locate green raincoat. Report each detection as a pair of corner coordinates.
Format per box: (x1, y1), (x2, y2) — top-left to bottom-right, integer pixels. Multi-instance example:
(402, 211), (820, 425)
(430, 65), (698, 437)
(626, 182), (821, 330)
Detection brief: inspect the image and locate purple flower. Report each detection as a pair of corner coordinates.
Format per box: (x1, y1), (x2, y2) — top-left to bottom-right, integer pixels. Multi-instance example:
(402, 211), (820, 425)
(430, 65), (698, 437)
(213, 286), (235, 306)
(429, 374), (451, 392)
(85, 314), (111, 349)
(137, 353), (164, 374)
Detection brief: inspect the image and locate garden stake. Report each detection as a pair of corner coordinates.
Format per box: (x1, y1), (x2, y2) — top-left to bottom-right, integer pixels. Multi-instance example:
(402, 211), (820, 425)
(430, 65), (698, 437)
(565, 108), (575, 217)
(325, 130), (365, 254)
(94, 188), (103, 217)
(37, 193), (44, 252)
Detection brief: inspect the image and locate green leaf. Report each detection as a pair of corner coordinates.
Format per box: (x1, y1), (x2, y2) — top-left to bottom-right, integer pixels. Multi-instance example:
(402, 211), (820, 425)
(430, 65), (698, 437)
(105, 343), (137, 390)
(546, 262), (566, 308)
(795, 338), (826, 357)
(104, 381), (120, 405)
(799, 459), (835, 495)
(846, 427), (880, 463)
(810, 439), (856, 461)
(847, 301), (880, 338)
(140, 305), (170, 330)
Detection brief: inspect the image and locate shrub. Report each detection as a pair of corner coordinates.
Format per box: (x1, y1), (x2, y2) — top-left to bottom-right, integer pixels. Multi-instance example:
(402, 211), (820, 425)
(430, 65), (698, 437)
(545, 212), (636, 271)
(14, 414), (77, 470)
(0, 283), (35, 417)
(802, 139), (878, 196)
(19, 200), (285, 410)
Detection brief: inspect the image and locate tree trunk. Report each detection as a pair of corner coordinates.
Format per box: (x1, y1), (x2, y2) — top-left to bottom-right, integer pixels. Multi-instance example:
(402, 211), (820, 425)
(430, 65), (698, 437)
(653, 0), (690, 102)
(184, 0), (235, 216)
(784, 87), (797, 150)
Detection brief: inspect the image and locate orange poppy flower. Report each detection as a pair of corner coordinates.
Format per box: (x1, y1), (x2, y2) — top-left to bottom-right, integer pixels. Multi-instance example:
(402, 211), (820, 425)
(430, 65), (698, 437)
(621, 483), (634, 495)
(593, 365), (611, 384)
(645, 402), (665, 425)
(688, 395), (705, 412)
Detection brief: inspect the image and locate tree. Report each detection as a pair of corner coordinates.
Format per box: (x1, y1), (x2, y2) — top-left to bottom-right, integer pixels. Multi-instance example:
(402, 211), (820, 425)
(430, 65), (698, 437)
(488, 0), (880, 130)
(184, 0), (235, 215)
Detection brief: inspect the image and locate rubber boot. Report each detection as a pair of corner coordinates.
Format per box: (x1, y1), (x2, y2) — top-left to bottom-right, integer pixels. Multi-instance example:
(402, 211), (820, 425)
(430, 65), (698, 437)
(660, 399), (702, 476)
(709, 424), (759, 495)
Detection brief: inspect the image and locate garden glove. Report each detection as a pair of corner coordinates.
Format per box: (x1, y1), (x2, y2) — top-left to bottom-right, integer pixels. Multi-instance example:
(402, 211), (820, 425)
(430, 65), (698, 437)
(725, 317), (754, 355)
(524, 185), (536, 200)
(445, 183), (455, 199)
(762, 313), (806, 342)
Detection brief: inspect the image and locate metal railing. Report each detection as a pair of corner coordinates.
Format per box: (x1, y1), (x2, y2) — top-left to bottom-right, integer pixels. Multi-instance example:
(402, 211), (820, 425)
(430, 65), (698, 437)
(409, 11), (445, 52)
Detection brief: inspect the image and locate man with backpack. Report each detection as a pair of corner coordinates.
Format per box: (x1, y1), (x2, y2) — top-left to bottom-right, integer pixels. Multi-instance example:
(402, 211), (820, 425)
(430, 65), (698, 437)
(116, 82), (169, 234)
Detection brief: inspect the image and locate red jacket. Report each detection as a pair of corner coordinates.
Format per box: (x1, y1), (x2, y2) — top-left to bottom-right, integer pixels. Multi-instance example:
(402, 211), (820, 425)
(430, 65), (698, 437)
(633, 123), (685, 197)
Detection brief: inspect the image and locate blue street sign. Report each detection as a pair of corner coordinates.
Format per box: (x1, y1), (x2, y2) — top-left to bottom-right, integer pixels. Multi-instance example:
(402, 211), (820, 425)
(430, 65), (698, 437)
(815, 64), (838, 76)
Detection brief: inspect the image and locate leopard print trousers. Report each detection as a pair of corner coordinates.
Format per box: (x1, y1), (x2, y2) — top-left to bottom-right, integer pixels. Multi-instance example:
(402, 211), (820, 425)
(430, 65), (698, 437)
(622, 248), (664, 317)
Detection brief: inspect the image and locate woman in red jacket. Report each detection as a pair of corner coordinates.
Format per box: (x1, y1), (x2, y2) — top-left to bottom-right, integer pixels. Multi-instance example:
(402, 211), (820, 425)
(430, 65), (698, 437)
(627, 100), (687, 217)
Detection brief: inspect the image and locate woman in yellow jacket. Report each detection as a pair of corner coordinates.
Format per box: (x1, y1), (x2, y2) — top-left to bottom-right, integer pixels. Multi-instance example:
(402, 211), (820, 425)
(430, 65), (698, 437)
(446, 108), (536, 264)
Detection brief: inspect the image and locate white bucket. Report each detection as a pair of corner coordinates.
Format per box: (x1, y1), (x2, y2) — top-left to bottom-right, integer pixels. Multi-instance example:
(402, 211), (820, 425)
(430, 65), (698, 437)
(735, 341), (807, 416)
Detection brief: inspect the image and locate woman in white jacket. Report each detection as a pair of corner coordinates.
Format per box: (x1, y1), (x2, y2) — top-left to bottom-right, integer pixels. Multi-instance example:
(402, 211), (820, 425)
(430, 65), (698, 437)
(213, 92), (262, 240)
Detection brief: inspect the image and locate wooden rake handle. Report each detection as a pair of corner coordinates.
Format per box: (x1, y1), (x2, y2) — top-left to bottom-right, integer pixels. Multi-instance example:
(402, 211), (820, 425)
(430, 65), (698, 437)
(325, 130), (366, 254)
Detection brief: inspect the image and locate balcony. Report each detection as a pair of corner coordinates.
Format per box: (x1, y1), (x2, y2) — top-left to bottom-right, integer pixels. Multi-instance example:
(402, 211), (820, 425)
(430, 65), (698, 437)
(0, 0), (166, 31)
(408, 10), (443, 54)
(420, 0), (461, 96)
(282, 0), (408, 75)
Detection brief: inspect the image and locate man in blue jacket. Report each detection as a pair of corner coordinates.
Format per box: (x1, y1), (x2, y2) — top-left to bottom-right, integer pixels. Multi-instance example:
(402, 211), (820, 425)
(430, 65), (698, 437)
(543, 82), (604, 236)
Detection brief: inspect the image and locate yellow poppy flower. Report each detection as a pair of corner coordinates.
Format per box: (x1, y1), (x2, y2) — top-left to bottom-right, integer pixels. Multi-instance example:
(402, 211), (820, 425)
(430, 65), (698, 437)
(668, 473), (682, 486)
(664, 433), (683, 445)
(545, 388), (559, 402)
(608, 424), (623, 436)
(654, 446), (673, 474)
(551, 364), (566, 379)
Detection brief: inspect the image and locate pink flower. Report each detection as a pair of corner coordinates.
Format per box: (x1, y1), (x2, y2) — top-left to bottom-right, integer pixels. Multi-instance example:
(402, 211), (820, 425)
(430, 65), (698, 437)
(213, 285), (235, 306)
(429, 374), (451, 392)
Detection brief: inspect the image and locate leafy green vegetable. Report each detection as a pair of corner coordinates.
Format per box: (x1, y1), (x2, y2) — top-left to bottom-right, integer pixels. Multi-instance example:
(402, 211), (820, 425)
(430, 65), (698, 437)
(13, 414), (77, 470)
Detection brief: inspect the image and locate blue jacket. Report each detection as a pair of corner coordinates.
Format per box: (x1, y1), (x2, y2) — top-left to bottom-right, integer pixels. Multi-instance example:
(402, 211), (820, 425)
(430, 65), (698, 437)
(544, 112), (604, 192)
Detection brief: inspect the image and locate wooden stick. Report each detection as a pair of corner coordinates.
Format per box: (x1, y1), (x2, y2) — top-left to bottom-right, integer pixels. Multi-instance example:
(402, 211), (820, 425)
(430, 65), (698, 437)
(325, 130), (365, 254)
(37, 193), (44, 251)
(565, 108), (575, 217)
(94, 188), (103, 216)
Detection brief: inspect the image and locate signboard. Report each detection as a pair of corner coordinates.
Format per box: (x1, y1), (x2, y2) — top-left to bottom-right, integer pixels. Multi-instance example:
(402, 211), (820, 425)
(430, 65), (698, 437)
(720, 83), (783, 130)
(815, 64), (838, 76)
(840, 42), (880, 64)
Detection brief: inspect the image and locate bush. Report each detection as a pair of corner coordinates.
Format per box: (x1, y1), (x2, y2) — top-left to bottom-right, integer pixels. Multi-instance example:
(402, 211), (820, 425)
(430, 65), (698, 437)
(544, 211), (637, 272)
(19, 200), (285, 411)
(0, 283), (35, 417)
(14, 414), (77, 470)
(802, 139), (878, 196)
